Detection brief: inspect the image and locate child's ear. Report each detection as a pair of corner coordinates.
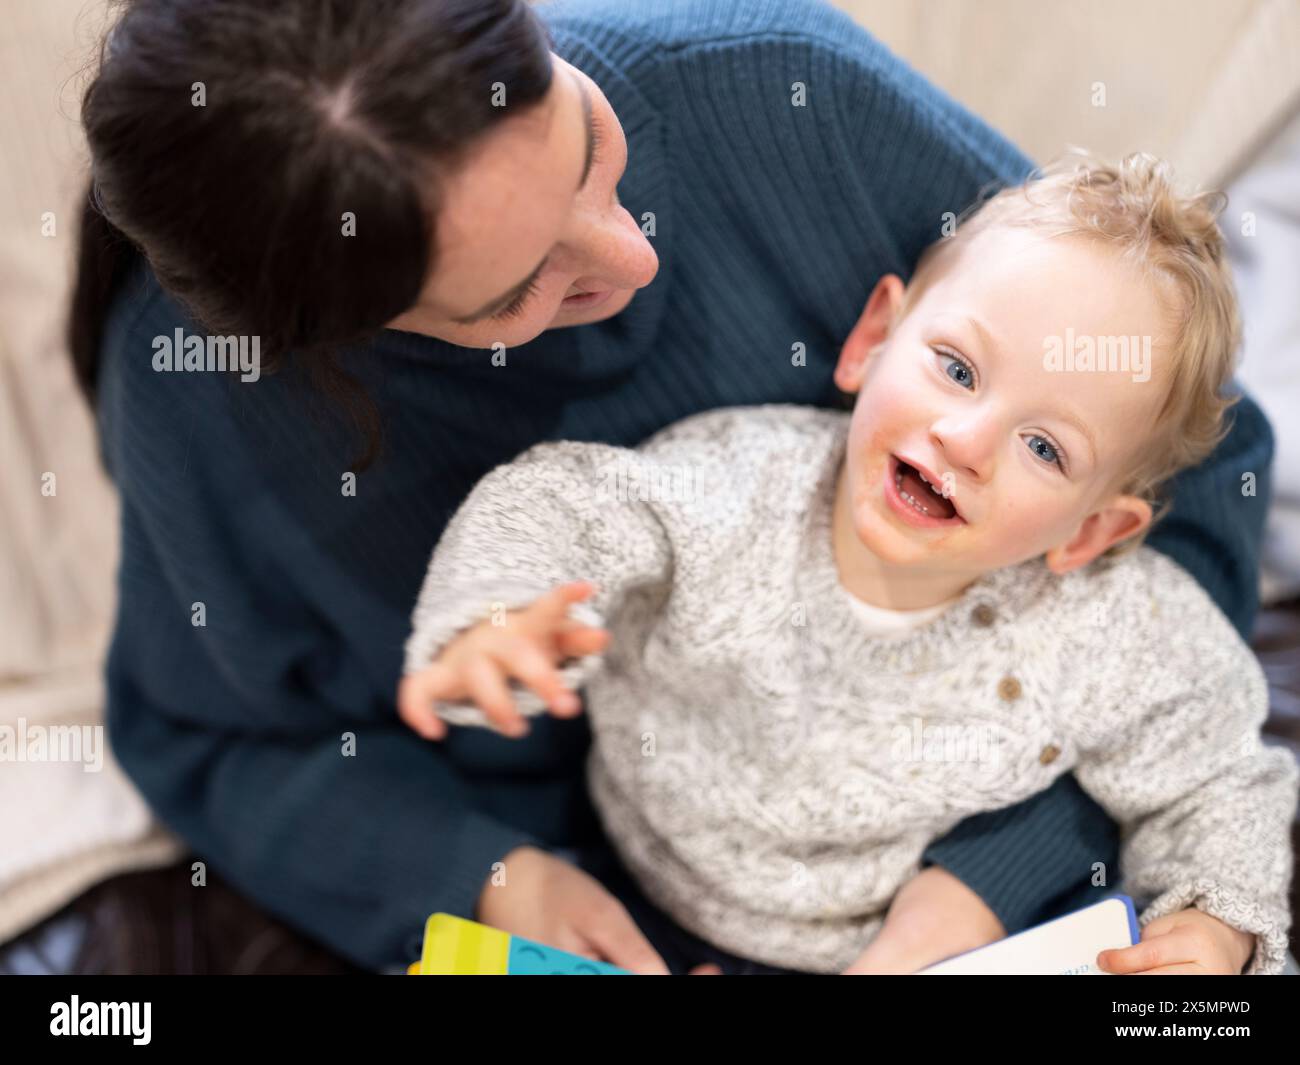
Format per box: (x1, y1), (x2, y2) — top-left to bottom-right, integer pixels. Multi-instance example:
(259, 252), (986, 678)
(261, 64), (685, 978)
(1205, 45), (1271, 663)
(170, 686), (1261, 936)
(834, 274), (904, 393)
(1045, 495), (1153, 575)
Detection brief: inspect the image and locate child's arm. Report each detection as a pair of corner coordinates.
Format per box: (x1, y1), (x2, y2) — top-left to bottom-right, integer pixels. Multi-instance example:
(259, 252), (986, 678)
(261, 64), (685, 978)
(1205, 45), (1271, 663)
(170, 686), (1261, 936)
(1072, 623), (1298, 975)
(399, 580), (610, 738)
(399, 441), (675, 733)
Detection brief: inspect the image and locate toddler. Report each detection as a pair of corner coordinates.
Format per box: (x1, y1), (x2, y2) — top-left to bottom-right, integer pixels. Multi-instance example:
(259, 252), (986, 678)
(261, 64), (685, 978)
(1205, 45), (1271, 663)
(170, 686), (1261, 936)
(399, 154), (1298, 974)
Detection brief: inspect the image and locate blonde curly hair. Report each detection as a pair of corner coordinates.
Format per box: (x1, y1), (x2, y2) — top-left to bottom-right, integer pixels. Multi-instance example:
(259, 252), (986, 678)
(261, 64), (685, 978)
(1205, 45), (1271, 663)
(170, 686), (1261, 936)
(899, 150), (1242, 558)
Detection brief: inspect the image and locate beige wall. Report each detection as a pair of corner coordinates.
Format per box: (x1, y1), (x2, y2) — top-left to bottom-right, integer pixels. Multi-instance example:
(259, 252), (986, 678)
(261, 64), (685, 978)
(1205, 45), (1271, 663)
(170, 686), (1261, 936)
(831, 0), (1300, 188)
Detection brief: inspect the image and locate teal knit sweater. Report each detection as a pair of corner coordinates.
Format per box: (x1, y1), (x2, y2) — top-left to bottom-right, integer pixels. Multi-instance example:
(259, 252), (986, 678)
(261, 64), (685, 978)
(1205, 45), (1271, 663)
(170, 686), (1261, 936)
(96, 0), (1273, 969)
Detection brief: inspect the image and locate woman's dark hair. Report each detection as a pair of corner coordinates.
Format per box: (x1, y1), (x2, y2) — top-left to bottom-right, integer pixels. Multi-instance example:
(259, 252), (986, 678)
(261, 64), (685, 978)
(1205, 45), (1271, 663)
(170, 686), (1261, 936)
(70, 0), (553, 468)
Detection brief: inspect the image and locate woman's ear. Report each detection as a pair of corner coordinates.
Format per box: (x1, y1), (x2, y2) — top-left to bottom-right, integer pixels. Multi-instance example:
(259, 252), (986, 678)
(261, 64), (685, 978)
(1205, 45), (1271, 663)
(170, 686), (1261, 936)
(834, 274), (904, 393)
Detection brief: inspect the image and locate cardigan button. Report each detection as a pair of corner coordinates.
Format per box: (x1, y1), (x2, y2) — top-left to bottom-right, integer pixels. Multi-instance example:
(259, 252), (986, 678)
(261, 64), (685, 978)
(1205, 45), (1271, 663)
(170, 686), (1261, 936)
(1039, 744), (1061, 765)
(971, 604), (996, 627)
(997, 675), (1022, 701)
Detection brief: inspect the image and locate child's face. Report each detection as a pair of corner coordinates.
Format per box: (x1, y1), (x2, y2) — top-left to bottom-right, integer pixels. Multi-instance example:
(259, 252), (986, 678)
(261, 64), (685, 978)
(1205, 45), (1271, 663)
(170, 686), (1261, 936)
(835, 226), (1167, 578)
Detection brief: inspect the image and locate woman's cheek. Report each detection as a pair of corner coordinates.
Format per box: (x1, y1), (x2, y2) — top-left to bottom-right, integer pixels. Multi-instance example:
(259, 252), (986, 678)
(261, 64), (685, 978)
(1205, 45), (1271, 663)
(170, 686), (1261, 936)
(458, 306), (556, 350)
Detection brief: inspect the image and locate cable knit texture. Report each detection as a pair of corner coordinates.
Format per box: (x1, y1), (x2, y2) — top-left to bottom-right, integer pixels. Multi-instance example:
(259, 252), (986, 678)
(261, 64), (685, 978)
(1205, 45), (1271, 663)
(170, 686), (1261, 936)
(406, 405), (1298, 974)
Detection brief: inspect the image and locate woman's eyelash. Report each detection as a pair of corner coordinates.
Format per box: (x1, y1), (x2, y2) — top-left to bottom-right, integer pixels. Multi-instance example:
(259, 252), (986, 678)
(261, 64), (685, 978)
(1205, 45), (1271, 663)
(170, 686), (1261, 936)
(491, 276), (542, 321)
(932, 345), (1069, 474)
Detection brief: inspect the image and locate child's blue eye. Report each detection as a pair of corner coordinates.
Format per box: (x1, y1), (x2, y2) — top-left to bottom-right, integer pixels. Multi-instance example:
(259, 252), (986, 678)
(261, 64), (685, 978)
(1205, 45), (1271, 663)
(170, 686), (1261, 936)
(936, 349), (976, 390)
(1026, 434), (1063, 468)
(934, 347), (1068, 473)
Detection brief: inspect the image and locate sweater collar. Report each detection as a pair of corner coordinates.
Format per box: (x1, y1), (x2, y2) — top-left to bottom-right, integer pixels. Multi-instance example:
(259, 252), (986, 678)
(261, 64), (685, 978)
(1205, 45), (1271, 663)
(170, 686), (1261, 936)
(381, 27), (671, 381)
(799, 421), (1055, 674)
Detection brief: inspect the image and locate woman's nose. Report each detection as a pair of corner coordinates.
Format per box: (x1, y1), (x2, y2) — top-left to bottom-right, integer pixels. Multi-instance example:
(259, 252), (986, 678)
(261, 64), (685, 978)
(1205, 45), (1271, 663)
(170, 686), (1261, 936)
(561, 202), (659, 292)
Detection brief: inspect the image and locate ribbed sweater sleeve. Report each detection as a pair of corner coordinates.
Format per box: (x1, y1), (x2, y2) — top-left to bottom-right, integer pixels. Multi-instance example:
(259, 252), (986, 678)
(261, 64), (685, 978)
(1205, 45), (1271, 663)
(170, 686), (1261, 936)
(99, 303), (542, 970)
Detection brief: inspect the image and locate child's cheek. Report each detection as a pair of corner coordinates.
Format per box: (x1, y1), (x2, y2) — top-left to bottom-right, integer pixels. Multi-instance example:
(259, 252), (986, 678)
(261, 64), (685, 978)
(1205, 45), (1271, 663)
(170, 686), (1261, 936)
(852, 371), (916, 442)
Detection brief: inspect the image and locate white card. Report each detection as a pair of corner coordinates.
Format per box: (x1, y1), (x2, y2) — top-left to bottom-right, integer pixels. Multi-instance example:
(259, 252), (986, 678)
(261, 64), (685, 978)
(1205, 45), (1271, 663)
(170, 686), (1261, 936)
(919, 895), (1139, 975)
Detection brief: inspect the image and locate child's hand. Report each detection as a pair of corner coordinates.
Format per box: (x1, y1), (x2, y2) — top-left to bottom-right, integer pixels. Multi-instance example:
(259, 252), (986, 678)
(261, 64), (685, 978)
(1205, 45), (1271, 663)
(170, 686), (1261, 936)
(1097, 908), (1255, 975)
(397, 580), (611, 740)
(842, 865), (1006, 974)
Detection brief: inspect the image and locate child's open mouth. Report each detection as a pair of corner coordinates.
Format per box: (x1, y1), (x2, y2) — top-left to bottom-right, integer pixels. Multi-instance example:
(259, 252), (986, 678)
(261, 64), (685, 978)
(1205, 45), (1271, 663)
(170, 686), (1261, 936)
(885, 454), (966, 528)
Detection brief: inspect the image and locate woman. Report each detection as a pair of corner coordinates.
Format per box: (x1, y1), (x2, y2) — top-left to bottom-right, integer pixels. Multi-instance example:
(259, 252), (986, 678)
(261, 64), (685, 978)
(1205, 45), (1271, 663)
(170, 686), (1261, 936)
(70, 0), (1272, 973)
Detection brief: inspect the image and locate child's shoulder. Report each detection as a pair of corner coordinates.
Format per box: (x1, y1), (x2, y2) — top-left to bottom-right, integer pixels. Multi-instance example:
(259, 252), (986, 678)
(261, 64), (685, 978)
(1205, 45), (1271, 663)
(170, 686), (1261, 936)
(636, 403), (848, 462)
(1043, 547), (1269, 748)
(492, 405), (845, 511)
(1050, 544), (1251, 661)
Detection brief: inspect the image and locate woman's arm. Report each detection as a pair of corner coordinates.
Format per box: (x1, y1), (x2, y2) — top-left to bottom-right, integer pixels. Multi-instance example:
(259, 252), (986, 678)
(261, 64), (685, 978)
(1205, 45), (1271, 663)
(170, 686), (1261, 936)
(919, 774), (1121, 936)
(1144, 389), (1275, 640)
(95, 296), (574, 969)
(103, 525), (542, 970)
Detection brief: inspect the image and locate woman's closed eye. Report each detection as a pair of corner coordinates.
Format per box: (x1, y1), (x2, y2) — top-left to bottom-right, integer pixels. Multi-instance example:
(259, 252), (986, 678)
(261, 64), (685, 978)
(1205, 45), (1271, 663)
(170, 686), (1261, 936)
(491, 276), (542, 321)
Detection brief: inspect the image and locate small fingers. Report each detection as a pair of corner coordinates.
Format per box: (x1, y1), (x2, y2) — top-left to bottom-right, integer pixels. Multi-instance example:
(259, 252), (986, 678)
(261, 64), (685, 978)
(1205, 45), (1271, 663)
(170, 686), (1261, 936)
(532, 580), (599, 623)
(555, 624), (611, 659)
(464, 653), (528, 737)
(396, 669), (450, 740)
(1098, 931), (1182, 974)
(494, 637), (581, 718)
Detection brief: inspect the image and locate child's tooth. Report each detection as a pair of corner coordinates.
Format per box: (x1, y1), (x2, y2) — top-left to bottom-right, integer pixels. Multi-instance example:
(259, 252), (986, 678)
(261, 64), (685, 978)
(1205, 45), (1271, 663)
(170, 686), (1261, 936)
(899, 488), (930, 515)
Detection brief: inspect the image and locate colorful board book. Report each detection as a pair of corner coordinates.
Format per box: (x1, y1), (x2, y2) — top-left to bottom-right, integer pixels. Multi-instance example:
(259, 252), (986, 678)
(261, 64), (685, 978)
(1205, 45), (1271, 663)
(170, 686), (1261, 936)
(409, 896), (1139, 975)
(408, 913), (630, 975)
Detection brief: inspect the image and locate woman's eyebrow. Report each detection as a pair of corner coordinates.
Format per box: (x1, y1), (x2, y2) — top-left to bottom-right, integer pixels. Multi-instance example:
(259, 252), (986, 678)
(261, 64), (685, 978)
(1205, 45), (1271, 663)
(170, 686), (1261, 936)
(450, 76), (596, 325)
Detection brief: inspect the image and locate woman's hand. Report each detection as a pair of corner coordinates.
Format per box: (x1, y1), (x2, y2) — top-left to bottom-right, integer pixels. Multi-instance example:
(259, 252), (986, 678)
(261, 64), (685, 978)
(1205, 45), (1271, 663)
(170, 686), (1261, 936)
(843, 865), (1007, 974)
(1097, 909), (1255, 974)
(477, 846), (720, 975)
(398, 580), (611, 740)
